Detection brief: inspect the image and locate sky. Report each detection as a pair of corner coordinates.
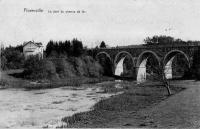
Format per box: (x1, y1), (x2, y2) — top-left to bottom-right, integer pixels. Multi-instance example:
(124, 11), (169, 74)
(1, 0), (200, 48)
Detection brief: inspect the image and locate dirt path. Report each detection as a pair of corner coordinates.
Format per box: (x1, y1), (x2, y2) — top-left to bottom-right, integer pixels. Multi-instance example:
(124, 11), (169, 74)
(141, 80), (200, 128)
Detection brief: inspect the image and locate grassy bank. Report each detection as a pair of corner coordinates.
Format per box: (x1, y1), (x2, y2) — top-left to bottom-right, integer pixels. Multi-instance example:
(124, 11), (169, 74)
(61, 82), (185, 128)
(24, 76), (115, 89)
(0, 69), (114, 89)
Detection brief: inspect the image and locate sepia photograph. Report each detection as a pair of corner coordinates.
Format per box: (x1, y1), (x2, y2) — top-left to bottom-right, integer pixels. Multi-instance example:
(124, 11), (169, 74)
(0, 0), (200, 128)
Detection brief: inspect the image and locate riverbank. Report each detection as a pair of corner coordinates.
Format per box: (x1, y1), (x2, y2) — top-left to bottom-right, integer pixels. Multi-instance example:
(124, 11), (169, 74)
(0, 69), (114, 89)
(62, 81), (186, 128)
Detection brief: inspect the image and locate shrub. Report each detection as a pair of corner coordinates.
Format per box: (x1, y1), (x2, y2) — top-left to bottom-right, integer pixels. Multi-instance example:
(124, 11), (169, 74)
(1, 56), (7, 70)
(23, 56), (48, 79)
(1, 48), (24, 70)
(195, 66), (200, 80)
(73, 57), (88, 76)
(53, 58), (76, 78)
(23, 55), (103, 80)
(72, 56), (103, 77)
(0, 79), (8, 88)
(83, 56), (103, 77)
(24, 56), (42, 74)
(43, 60), (59, 80)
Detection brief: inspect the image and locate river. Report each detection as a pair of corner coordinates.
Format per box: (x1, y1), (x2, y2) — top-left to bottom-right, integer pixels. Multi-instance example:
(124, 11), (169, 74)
(0, 84), (120, 128)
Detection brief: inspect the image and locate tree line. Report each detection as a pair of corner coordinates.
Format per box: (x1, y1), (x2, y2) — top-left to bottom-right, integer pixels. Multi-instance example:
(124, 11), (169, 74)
(45, 40), (107, 58)
(144, 35), (200, 45)
(0, 39), (107, 70)
(46, 39), (85, 57)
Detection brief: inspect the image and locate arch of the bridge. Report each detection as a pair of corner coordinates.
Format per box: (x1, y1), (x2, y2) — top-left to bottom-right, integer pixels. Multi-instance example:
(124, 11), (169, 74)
(95, 51), (112, 62)
(163, 49), (190, 67)
(163, 49), (190, 79)
(136, 50), (160, 83)
(114, 51), (135, 68)
(136, 50), (160, 68)
(95, 51), (114, 74)
(113, 51), (135, 76)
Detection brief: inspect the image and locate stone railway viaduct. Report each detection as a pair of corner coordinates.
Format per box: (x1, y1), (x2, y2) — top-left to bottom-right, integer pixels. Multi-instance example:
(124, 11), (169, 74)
(94, 44), (200, 83)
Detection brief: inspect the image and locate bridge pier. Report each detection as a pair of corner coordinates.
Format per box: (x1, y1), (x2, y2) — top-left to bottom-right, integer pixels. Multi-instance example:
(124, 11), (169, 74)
(164, 56), (175, 79)
(136, 58), (148, 84)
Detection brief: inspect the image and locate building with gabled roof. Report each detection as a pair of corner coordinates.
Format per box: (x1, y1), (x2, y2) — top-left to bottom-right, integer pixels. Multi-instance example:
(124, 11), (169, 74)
(23, 41), (43, 59)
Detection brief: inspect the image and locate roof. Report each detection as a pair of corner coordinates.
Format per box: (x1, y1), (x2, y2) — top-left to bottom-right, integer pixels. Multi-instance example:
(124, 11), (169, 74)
(23, 41), (43, 47)
(35, 42), (42, 46)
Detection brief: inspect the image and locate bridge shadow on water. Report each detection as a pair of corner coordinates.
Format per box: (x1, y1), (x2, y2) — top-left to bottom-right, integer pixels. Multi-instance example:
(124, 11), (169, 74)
(112, 75), (194, 82)
(170, 76), (194, 80)
(112, 75), (136, 81)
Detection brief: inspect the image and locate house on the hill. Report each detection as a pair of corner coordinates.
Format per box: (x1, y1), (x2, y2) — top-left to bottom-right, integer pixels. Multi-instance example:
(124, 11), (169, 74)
(23, 41), (43, 59)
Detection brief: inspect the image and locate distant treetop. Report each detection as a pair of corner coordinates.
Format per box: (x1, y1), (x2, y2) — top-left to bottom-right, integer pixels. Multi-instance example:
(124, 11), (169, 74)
(45, 38), (85, 57)
(100, 41), (106, 48)
(144, 35), (200, 46)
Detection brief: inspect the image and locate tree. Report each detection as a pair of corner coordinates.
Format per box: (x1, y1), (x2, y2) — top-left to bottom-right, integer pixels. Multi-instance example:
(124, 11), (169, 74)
(23, 56), (46, 79)
(1, 46), (24, 69)
(144, 35), (186, 45)
(96, 54), (113, 76)
(155, 62), (172, 95)
(23, 56), (57, 79)
(100, 41), (106, 48)
(46, 39), (87, 58)
(46, 40), (54, 57)
(146, 57), (172, 95)
(0, 55), (7, 70)
(191, 47), (200, 79)
(64, 40), (71, 56)
(48, 50), (59, 58)
(144, 35), (173, 45)
(71, 39), (84, 57)
(15, 44), (23, 52)
(54, 42), (59, 54)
